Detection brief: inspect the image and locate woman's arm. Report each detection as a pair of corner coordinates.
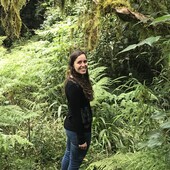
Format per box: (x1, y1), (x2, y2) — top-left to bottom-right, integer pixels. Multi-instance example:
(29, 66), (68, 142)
(66, 81), (85, 144)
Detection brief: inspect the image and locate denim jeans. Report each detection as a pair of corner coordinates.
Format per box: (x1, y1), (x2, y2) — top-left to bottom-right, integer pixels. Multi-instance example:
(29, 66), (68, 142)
(61, 129), (91, 170)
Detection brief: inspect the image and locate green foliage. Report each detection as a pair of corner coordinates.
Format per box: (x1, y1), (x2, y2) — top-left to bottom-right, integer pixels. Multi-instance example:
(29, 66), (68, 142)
(0, 105), (38, 127)
(0, 105), (37, 153)
(102, 0), (131, 9)
(91, 7), (169, 84)
(30, 116), (65, 169)
(0, 12), (71, 169)
(90, 76), (161, 154)
(0, 1), (169, 169)
(0, 18), (74, 114)
(150, 14), (170, 25)
(0, 133), (32, 151)
(0, 117), (64, 169)
(87, 150), (168, 170)
(0, 7), (95, 168)
(131, 0), (170, 15)
(118, 36), (161, 54)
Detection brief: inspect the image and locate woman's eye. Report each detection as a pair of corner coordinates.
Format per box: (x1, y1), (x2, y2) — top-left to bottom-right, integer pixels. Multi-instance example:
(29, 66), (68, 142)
(77, 60), (87, 64)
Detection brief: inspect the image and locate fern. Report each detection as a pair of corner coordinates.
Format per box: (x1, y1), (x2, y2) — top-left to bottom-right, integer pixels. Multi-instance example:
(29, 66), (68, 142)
(86, 150), (168, 170)
(89, 62), (113, 104)
(0, 133), (32, 151)
(0, 105), (39, 127)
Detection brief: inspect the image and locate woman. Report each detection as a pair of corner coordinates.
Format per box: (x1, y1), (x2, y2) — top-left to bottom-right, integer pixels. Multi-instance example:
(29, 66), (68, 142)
(61, 50), (93, 170)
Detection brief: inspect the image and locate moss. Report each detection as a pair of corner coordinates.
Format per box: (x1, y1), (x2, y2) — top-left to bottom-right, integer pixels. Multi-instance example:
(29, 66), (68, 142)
(102, 0), (131, 9)
(0, 0), (28, 39)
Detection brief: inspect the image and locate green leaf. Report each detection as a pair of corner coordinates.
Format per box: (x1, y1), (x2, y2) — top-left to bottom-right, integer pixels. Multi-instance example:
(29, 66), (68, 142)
(151, 110), (166, 120)
(138, 36), (161, 46)
(118, 36), (161, 54)
(150, 14), (170, 25)
(160, 121), (170, 129)
(118, 44), (137, 54)
(147, 132), (162, 148)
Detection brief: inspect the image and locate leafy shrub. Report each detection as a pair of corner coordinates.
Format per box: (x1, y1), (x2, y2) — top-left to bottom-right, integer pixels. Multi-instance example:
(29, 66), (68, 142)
(30, 116), (65, 169)
(86, 150), (168, 170)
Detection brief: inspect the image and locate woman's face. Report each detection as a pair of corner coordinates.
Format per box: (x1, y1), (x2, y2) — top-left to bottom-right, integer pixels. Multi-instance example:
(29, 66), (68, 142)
(73, 54), (88, 75)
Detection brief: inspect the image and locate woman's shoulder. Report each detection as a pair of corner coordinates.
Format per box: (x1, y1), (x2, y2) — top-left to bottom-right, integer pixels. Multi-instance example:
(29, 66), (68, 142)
(65, 79), (82, 97)
(65, 79), (80, 89)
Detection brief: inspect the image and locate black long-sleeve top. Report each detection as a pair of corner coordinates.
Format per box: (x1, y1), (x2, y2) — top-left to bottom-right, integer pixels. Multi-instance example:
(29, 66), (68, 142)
(64, 79), (92, 145)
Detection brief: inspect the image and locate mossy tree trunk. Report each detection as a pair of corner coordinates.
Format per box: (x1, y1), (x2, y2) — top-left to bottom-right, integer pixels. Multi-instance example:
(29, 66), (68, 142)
(0, 0), (28, 39)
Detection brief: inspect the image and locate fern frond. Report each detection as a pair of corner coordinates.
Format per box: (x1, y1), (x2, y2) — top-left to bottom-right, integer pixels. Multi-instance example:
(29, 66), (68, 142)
(0, 133), (32, 151)
(0, 105), (39, 127)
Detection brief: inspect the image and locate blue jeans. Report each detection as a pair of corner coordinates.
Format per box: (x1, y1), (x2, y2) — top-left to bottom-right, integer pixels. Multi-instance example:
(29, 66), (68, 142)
(61, 129), (91, 170)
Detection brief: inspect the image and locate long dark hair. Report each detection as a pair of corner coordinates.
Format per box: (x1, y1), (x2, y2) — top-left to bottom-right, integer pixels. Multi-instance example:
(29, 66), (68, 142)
(65, 50), (93, 101)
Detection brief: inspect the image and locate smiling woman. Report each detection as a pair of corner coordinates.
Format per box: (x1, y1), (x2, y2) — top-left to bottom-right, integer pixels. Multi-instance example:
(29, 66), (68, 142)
(61, 50), (94, 170)
(73, 54), (88, 75)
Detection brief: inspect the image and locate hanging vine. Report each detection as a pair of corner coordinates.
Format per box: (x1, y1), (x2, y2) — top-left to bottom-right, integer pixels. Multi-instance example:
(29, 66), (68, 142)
(0, 0), (29, 39)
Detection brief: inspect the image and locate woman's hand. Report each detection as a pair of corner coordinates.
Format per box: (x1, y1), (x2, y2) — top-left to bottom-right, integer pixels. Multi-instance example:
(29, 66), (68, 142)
(79, 142), (87, 150)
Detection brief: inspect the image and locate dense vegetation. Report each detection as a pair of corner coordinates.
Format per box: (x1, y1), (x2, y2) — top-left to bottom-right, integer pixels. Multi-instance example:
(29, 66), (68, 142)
(0, 0), (170, 169)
